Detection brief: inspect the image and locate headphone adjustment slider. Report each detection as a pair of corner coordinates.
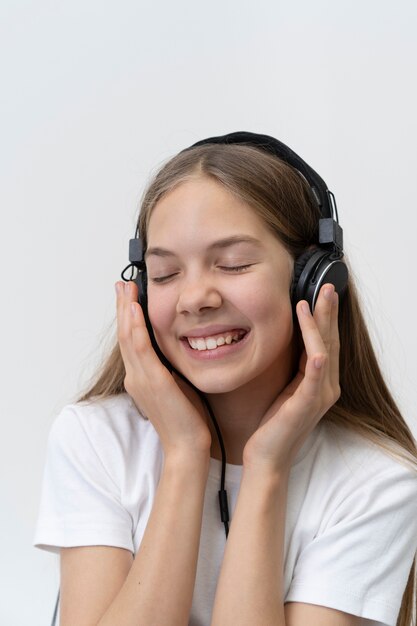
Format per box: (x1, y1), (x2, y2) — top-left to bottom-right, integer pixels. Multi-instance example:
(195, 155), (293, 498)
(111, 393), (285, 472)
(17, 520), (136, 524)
(129, 238), (145, 264)
(319, 218), (344, 253)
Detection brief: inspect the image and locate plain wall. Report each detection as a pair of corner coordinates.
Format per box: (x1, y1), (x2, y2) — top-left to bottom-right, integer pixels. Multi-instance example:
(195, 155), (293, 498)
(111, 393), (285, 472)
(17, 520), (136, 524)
(1, 1), (416, 623)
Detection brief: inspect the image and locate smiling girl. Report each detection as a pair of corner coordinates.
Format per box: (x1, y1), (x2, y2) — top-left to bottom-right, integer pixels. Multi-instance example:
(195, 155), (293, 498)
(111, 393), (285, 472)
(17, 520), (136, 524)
(34, 132), (417, 626)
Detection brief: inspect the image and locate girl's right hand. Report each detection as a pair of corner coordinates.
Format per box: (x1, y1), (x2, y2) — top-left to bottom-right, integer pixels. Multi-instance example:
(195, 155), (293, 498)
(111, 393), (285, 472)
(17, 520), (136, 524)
(115, 280), (212, 460)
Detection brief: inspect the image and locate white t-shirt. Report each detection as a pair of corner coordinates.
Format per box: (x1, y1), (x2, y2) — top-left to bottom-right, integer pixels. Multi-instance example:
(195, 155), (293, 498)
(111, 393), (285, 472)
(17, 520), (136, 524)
(33, 393), (417, 626)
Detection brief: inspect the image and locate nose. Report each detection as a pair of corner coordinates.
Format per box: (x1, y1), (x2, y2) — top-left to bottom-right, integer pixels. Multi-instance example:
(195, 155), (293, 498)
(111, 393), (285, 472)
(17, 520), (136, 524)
(176, 274), (223, 315)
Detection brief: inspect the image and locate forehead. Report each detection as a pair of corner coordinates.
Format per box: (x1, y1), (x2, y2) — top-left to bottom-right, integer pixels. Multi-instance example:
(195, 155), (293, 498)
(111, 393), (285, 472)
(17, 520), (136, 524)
(147, 177), (273, 244)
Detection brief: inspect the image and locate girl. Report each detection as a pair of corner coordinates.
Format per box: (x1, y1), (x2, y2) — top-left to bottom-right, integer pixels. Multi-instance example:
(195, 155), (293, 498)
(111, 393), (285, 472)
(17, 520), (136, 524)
(34, 132), (417, 626)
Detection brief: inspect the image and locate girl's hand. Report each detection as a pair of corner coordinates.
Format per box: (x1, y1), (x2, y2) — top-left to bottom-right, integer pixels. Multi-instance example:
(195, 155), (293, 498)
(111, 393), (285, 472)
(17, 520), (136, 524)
(115, 280), (212, 459)
(242, 283), (341, 474)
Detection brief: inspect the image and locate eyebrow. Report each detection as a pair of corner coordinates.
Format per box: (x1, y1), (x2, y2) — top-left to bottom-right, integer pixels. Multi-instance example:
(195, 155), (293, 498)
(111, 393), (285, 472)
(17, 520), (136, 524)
(145, 235), (263, 260)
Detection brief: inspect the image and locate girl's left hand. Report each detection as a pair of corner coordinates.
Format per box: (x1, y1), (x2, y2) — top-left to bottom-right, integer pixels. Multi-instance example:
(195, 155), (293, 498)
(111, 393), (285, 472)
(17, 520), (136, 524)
(242, 283), (341, 475)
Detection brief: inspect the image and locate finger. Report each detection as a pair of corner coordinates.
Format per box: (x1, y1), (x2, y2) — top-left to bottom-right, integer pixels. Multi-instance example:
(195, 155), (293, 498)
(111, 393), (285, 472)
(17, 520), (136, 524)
(293, 348), (328, 406)
(115, 281), (147, 367)
(296, 300), (329, 406)
(329, 291), (340, 390)
(115, 281), (132, 359)
(312, 283), (334, 352)
(296, 299), (328, 361)
(129, 295), (167, 376)
(122, 281), (139, 341)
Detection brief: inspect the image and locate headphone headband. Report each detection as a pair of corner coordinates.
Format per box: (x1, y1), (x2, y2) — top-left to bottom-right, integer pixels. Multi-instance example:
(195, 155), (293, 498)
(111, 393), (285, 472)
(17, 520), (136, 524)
(181, 131), (343, 253)
(182, 131), (335, 221)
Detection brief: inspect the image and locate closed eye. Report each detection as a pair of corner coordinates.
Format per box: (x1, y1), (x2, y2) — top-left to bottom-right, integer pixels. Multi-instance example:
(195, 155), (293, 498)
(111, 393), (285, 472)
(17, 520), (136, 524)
(150, 264), (253, 284)
(219, 264), (253, 273)
(150, 273), (178, 284)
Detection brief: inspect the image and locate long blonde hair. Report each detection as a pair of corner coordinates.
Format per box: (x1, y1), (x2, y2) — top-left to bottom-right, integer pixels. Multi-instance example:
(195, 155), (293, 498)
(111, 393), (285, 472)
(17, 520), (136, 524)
(75, 143), (417, 626)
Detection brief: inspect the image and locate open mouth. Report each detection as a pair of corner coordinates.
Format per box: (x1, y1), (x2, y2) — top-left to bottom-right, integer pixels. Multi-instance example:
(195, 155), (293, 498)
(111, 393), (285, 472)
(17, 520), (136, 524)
(183, 329), (248, 352)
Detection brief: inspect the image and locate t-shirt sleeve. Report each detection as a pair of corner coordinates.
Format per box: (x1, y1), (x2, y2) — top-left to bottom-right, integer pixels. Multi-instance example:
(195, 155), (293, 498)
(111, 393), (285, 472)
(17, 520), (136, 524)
(285, 462), (417, 626)
(33, 405), (134, 555)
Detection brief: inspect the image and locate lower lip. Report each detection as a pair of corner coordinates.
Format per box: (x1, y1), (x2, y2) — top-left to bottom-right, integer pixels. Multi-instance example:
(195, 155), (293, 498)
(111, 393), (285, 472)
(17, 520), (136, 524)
(180, 331), (251, 360)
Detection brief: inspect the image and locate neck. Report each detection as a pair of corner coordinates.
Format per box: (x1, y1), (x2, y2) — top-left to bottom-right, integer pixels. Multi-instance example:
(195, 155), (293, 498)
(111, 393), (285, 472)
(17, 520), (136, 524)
(204, 350), (298, 466)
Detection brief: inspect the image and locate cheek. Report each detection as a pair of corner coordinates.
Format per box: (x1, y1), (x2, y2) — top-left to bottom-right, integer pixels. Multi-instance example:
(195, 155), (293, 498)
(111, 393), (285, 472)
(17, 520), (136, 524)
(147, 288), (174, 338)
(249, 280), (291, 320)
(250, 282), (294, 347)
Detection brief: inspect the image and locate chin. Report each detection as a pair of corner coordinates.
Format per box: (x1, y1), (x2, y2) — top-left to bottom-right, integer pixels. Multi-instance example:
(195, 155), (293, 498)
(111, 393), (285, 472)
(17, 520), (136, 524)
(180, 368), (253, 395)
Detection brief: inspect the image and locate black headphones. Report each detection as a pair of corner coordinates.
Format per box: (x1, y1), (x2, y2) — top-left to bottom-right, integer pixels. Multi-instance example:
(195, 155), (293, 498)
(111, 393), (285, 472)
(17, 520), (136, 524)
(122, 131), (348, 347)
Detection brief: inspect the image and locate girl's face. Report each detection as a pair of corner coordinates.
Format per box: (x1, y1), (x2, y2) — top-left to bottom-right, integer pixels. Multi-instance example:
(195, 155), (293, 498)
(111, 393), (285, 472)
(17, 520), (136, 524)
(145, 176), (296, 394)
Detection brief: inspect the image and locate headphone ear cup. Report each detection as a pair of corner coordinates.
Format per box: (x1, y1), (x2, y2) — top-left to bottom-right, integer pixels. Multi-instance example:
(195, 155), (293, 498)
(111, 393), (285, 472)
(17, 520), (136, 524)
(291, 248), (320, 310)
(138, 270), (147, 308)
(130, 269), (147, 308)
(291, 247), (349, 313)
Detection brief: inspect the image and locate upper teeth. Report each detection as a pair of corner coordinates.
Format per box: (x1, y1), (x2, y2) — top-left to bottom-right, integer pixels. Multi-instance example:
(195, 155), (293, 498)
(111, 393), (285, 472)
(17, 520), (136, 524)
(187, 331), (246, 351)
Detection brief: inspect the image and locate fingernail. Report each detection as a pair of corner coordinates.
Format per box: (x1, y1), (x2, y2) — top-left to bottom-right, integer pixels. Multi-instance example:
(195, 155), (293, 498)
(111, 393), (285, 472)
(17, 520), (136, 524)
(115, 283), (122, 295)
(314, 356), (324, 369)
(301, 302), (309, 315)
(333, 291), (338, 305)
(324, 285), (334, 300)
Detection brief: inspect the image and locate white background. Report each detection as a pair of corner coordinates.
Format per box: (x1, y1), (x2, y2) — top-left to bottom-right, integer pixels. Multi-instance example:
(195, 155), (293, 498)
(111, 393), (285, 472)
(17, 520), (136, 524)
(1, 1), (416, 624)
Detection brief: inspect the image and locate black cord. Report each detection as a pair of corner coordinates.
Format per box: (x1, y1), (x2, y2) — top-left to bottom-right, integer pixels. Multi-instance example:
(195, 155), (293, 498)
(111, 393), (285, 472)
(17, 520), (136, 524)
(50, 588), (59, 626)
(201, 395), (229, 537)
(169, 367), (230, 537)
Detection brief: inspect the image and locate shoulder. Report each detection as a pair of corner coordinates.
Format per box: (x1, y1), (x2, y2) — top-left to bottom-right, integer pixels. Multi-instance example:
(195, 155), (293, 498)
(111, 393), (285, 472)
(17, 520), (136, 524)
(323, 419), (417, 476)
(51, 392), (153, 441)
(313, 420), (417, 516)
(48, 393), (163, 475)
(294, 420), (417, 516)
(34, 394), (158, 555)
